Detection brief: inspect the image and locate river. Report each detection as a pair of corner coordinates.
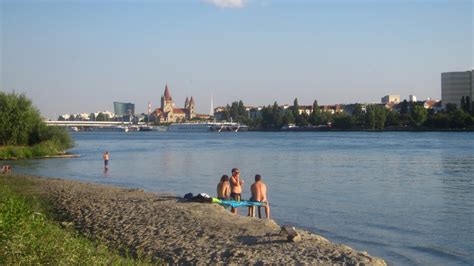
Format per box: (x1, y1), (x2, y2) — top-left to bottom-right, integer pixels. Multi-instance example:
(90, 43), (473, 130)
(7, 131), (474, 265)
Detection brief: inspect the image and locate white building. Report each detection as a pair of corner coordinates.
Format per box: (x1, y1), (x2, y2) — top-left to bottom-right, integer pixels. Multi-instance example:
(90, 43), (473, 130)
(381, 95), (401, 104)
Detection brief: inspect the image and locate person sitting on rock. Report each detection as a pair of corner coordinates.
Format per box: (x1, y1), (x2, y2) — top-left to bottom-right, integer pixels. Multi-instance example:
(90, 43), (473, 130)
(248, 174), (270, 219)
(217, 175), (230, 200)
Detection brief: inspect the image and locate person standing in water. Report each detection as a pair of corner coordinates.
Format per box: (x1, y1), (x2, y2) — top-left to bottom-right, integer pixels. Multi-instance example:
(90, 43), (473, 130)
(230, 168), (244, 214)
(103, 151), (110, 170)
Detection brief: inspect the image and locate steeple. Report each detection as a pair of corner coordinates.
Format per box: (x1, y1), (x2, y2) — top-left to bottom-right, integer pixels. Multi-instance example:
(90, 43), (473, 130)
(189, 96), (195, 104)
(164, 84), (172, 101)
(185, 97), (189, 109)
(210, 95), (214, 116)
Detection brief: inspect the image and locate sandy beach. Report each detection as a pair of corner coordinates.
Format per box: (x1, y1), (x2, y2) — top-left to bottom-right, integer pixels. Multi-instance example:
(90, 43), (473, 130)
(11, 174), (386, 265)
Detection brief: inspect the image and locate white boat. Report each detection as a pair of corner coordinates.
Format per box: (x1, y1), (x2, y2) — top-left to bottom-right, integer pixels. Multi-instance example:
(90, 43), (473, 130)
(167, 123), (212, 132)
(93, 126), (129, 132)
(209, 122), (248, 132)
(167, 122), (248, 132)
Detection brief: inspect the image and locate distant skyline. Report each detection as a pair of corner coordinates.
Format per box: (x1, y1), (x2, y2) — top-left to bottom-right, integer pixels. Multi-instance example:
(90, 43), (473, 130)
(1, 0), (473, 119)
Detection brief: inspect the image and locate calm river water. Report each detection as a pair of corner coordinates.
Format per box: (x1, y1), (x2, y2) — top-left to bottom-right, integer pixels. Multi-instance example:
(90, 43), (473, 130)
(8, 131), (474, 265)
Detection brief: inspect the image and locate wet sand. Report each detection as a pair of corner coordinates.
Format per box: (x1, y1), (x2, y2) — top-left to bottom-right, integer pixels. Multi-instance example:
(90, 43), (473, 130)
(14, 175), (386, 265)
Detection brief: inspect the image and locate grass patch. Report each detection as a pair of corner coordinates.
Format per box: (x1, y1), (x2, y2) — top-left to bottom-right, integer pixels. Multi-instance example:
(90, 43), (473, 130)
(0, 140), (67, 159)
(0, 175), (156, 265)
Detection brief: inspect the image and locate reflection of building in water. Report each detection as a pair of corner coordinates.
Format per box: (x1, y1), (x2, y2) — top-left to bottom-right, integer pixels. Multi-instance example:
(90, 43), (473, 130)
(152, 84), (195, 123)
(439, 154), (474, 243)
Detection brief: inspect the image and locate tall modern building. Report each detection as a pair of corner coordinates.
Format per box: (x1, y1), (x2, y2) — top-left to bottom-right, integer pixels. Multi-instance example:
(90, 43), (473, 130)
(113, 102), (135, 116)
(441, 70), (473, 109)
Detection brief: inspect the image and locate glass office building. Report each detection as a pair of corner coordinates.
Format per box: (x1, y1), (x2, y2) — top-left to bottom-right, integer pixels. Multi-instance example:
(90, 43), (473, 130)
(114, 102), (135, 116)
(441, 70), (473, 109)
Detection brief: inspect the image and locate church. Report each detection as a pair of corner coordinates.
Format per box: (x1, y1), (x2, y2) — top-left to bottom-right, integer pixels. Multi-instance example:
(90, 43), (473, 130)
(152, 84), (195, 123)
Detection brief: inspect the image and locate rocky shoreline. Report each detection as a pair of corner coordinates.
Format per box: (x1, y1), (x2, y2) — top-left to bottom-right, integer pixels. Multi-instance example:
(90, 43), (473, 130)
(13, 174), (386, 265)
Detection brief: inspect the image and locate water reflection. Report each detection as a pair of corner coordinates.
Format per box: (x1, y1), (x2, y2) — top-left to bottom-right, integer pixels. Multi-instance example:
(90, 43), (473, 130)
(6, 131), (474, 265)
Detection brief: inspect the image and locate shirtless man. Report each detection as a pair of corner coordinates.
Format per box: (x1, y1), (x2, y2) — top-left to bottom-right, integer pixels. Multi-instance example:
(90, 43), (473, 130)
(230, 168), (244, 214)
(248, 174), (270, 219)
(217, 175), (230, 200)
(103, 151), (109, 169)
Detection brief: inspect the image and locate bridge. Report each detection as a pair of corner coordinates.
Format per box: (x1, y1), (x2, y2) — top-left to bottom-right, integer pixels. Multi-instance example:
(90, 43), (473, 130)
(45, 121), (132, 127)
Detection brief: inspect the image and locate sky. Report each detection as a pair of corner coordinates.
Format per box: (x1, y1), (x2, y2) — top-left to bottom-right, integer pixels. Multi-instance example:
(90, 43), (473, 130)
(1, 0), (473, 118)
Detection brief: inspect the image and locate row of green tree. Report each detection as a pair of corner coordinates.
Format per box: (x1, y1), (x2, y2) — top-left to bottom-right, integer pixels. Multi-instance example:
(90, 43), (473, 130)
(0, 92), (73, 151)
(219, 99), (474, 130)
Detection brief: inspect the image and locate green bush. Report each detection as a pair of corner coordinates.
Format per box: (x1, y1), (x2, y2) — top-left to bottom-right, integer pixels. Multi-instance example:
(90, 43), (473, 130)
(0, 92), (73, 158)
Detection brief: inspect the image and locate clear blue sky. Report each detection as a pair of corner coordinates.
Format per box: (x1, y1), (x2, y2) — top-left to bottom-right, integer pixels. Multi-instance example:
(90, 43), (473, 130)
(1, 0), (472, 118)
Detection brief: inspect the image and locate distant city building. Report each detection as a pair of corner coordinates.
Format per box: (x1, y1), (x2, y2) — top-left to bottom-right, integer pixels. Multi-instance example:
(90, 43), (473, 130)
(423, 99), (442, 112)
(320, 105), (343, 114)
(249, 106), (263, 119)
(152, 84), (196, 123)
(114, 102), (135, 117)
(441, 70), (473, 109)
(409, 95), (417, 102)
(381, 95), (400, 104)
(58, 114), (71, 121)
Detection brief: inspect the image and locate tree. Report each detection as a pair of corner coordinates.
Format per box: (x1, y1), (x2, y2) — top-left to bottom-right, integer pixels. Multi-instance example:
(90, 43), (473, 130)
(365, 104), (387, 130)
(272, 102), (283, 128)
(445, 103), (457, 113)
(449, 109), (470, 128)
(282, 110), (295, 125)
(332, 113), (352, 129)
(0, 91), (72, 149)
(426, 112), (450, 128)
(400, 100), (408, 115)
(261, 105), (273, 129)
(309, 100), (321, 125)
(351, 104), (364, 127)
(466, 96), (472, 113)
(0, 92), (43, 145)
(386, 111), (401, 127)
(410, 105), (428, 127)
(461, 96), (471, 113)
(292, 98), (299, 117)
(295, 112), (309, 127)
(96, 112), (109, 121)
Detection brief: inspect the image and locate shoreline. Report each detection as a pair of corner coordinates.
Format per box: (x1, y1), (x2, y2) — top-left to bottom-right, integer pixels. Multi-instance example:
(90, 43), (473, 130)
(4, 173), (386, 265)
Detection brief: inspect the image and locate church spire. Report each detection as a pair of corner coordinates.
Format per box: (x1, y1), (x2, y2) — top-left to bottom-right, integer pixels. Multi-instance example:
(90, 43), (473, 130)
(164, 84), (172, 101)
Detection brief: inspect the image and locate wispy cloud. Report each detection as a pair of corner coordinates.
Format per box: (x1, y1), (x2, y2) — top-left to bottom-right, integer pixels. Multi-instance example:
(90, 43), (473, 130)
(203, 0), (246, 9)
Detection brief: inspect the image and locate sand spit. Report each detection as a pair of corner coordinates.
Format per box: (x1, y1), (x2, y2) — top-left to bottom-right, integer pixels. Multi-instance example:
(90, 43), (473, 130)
(18, 175), (386, 265)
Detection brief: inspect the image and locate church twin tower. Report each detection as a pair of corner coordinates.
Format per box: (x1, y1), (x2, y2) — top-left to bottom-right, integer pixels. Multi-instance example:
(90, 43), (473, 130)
(154, 84), (195, 123)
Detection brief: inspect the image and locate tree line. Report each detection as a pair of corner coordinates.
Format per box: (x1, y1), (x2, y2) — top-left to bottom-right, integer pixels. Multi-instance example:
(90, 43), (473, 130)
(219, 98), (474, 130)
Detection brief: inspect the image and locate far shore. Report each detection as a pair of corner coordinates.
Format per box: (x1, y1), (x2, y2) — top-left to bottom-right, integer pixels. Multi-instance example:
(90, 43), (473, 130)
(2, 173), (386, 265)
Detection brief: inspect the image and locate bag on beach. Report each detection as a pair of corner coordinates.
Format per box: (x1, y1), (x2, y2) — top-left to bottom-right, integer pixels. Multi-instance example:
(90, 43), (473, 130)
(190, 193), (212, 203)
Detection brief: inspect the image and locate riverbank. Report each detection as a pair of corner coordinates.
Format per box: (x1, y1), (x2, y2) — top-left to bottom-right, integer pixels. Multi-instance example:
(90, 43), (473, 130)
(0, 174), (152, 264)
(0, 142), (76, 160)
(2, 173), (386, 265)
